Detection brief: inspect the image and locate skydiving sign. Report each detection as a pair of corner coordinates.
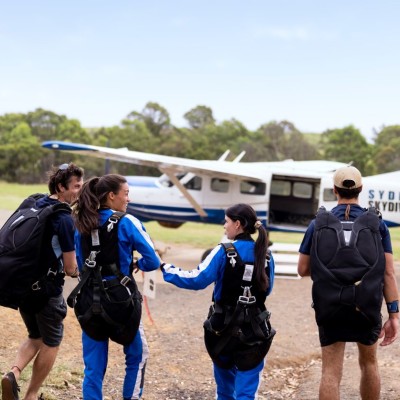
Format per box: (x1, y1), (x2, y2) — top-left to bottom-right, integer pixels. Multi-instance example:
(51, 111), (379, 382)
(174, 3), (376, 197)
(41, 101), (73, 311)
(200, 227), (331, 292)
(368, 190), (400, 213)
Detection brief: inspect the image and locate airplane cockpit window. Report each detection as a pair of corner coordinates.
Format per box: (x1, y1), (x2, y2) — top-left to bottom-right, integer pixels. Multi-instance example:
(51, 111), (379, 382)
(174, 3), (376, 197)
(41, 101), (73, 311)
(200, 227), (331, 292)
(184, 176), (202, 190)
(211, 178), (229, 193)
(270, 180), (291, 196)
(240, 180), (266, 195)
(293, 182), (312, 199)
(323, 188), (336, 202)
(159, 175), (173, 187)
(158, 173), (186, 188)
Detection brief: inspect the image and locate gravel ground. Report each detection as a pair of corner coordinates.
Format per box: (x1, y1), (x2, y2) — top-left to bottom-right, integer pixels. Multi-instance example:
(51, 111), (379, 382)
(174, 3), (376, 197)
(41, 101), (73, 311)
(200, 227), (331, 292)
(1, 209), (400, 399)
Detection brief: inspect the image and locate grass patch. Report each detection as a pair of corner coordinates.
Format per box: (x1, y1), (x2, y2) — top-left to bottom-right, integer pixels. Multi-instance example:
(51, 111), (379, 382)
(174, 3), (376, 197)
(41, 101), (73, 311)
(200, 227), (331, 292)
(0, 181), (47, 210)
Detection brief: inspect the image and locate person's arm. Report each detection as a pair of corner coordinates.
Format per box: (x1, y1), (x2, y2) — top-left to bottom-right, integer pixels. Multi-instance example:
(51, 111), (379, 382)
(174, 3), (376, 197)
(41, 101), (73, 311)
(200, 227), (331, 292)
(379, 252), (399, 346)
(298, 253), (311, 277)
(297, 222), (314, 277)
(162, 245), (222, 290)
(57, 214), (79, 277)
(122, 215), (161, 272)
(63, 250), (79, 277)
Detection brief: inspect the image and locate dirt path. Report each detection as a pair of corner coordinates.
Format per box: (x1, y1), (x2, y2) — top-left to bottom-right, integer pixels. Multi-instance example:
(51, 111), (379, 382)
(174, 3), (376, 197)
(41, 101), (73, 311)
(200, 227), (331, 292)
(1, 210), (400, 399)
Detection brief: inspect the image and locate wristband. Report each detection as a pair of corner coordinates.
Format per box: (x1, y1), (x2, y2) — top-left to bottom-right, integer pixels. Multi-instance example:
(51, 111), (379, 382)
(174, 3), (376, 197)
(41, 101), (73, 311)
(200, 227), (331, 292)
(386, 300), (399, 313)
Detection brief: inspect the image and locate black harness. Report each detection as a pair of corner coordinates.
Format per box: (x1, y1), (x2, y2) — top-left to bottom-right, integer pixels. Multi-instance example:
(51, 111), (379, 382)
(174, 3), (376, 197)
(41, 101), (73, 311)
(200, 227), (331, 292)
(310, 206), (385, 326)
(67, 212), (142, 345)
(203, 242), (275, 370)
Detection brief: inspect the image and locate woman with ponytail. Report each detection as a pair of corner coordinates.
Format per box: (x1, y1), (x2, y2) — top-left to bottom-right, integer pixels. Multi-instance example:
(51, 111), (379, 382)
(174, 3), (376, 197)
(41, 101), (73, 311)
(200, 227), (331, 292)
(161, 203), (275, 400)
(72, 174), (161, 400)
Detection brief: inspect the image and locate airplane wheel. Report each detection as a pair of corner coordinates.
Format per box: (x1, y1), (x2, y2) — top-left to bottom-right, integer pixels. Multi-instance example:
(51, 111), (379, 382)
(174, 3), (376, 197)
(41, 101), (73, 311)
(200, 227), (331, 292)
(157, 221), (184, 228)
(201, 249), (212, 262)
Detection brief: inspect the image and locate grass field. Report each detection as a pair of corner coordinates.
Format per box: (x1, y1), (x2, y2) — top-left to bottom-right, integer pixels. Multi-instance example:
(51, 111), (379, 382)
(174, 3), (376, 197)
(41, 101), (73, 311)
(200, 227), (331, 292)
(1, 181), (399, 260)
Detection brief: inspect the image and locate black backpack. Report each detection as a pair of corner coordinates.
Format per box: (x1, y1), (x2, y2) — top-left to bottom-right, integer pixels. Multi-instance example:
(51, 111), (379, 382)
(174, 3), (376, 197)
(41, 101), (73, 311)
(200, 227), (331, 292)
(310, 206), (386, 326)
(67, 212), (142, 345)
(203, 242), (276, 371)
(0, 193), (71, 311)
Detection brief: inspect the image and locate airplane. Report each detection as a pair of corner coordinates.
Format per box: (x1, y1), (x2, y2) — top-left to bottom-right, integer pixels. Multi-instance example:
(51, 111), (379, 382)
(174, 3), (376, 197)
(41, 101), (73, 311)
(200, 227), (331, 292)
(42, 140), (400, 230)
(42, 140), (400, 276)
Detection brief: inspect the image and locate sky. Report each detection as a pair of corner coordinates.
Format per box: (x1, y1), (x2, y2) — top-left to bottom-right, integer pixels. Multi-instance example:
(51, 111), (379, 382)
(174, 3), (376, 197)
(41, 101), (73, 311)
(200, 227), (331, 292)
(1, 0), (399, 143)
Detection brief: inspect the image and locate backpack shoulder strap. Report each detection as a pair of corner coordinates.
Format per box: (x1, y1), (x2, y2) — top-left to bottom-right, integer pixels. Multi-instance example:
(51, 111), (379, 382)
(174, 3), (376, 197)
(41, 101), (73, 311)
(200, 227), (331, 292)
(221, 242), (244, 268)
(68, 212), (129, 308)
(367, 206), (382, 219)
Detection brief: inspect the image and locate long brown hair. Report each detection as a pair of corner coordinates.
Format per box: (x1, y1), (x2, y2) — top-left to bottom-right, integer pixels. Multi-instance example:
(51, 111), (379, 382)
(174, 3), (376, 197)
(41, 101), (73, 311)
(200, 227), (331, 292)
(225, 203), (269, 292)
(72, 174), (127, 235)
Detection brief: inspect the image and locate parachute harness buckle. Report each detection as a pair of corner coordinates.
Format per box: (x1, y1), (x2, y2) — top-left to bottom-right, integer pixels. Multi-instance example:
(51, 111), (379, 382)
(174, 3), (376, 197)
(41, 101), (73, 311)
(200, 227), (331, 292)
(227, 250), (237, 267)
(85, 251), (99, 269)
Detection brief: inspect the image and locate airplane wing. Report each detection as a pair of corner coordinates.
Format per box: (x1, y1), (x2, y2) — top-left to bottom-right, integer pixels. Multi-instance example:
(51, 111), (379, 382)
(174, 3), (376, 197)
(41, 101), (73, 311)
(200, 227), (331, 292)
(42, 141), (346, 181)
(42, 141), (266, 181)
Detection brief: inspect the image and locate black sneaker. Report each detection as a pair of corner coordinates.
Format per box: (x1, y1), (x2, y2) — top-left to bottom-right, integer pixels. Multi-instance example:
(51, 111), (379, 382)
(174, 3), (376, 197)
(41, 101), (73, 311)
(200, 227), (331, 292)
(1, 372), (20, 400)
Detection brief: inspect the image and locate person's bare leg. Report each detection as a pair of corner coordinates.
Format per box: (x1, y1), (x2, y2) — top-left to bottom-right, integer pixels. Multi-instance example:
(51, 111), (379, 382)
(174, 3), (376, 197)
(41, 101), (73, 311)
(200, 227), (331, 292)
(7, 338), (42, 380)
(22, 343), (60, 400)
(357, 342), (380, 400)
(319, 342), (345, 400)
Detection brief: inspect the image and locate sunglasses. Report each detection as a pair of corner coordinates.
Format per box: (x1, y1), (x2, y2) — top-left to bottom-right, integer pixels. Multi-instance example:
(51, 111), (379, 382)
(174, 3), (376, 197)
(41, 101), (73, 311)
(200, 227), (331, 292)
(58, 163), (69, 171)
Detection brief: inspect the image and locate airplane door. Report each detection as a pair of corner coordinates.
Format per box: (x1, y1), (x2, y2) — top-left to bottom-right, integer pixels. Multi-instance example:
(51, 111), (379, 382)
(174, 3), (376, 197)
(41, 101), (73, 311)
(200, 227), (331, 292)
(269, 175), (320, 229)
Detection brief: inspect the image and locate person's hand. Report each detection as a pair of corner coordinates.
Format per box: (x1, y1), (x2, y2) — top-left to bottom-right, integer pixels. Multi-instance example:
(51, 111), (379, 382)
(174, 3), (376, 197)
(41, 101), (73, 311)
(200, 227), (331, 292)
(379, 316), (399, 346)
(132, 257), (140, 274)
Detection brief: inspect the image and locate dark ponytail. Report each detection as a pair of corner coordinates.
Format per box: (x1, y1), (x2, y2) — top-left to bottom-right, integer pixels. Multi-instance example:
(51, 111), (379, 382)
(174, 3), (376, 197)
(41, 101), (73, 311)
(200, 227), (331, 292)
(225, 203), (269, 292)
(72, 174), (127, 235)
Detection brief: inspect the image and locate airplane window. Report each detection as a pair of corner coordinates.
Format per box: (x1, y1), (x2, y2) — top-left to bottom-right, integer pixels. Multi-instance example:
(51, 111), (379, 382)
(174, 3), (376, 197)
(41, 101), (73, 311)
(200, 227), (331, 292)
(293, 182), (312, 199)
(159, 175), (173, 187)
(159, 173), (186, 188)
(211, 178), (229, 193)
(184, 176), (202, 190)
(240, 180), (266, 195)
(270, 180), (291, 196)
(323, 188), (336, 202)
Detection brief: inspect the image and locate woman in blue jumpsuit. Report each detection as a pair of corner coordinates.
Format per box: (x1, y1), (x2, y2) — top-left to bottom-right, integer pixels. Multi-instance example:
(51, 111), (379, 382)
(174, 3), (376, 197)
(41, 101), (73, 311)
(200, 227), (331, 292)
(73, 174), (161, 400)
(162, 203), (275, 400)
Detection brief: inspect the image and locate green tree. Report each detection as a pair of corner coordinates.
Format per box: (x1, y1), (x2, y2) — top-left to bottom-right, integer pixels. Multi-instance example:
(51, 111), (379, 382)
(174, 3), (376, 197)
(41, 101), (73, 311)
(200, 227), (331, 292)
(126, 102), (171, 136)
(184, 105), (215, 129)
(252, 120), (318, 161)
(26, 108), (67, 141)
(372, 125), (400, 173)
(321, 125), (372, 174)
(0, 122), (43, 183)
(373, 125), (400, 147)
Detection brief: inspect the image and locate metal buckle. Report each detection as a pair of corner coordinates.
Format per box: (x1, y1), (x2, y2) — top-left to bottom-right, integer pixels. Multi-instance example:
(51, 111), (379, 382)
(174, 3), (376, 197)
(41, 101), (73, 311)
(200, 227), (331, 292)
(120, 276), (131, 286)
(238, 295), (256, 305)
(31, 281), (41, 291)
(85, 251), (99, 268)
(47, 269), (57, 277)
(226, 250), (237, 267)
(107, 216), (119, 232)
(85, 259), (96, 268)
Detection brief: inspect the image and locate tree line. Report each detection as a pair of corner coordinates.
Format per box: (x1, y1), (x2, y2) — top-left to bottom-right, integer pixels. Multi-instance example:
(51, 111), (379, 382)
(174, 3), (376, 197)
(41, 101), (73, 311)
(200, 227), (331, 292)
(0, 102), (399, 183)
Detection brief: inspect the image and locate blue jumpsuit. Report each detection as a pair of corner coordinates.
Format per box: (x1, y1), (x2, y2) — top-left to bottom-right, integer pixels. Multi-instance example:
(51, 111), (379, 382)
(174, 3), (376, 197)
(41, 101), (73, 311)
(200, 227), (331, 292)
(75, 209), (161, 400)
(162, 239), (275, 400)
